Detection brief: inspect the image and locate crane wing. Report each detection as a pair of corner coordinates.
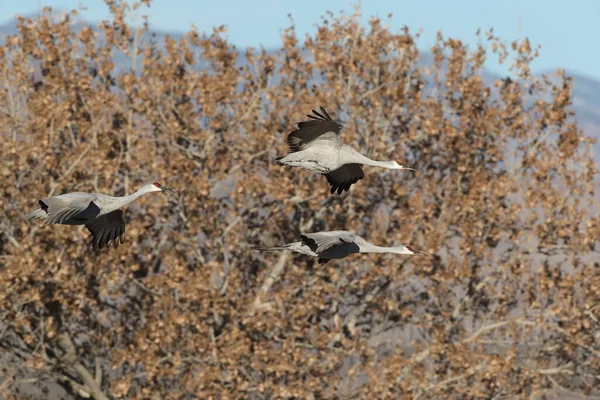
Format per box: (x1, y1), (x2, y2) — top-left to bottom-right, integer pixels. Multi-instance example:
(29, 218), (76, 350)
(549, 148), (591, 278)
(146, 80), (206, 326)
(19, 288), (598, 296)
(300, 231), (357, 254)
(85, 210), (126, 249)
(41, 197), (101, 225)
(286, 106), (343, 152)
(324, 163), (364, 194)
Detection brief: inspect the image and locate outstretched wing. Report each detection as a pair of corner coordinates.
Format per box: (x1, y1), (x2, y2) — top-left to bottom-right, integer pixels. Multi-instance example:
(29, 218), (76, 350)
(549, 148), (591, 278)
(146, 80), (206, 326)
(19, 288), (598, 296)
(85, 210), (126, 249)
(324, 164), (364, 195)
(300, 231), (357, 255)
(286, 106), (344, 152)
(40, 197), (101, 225)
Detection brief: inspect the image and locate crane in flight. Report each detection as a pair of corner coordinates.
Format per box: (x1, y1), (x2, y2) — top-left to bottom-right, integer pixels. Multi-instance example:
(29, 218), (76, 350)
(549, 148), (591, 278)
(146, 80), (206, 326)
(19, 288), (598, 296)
(276, 106), (414, 194)
(254, 230), (428, 264)
(26, 182), (176, 249)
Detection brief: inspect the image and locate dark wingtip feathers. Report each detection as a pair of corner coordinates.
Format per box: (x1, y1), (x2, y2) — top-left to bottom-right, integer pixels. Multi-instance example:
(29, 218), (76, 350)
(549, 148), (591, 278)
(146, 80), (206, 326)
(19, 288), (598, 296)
(326, 173), (364, 196)
(306, 106), (333, 122)
(287, 106), (342, 152)
(312, 108), (327, 120)
(319, 106), (332, 120)
(90, 230), (125, 250)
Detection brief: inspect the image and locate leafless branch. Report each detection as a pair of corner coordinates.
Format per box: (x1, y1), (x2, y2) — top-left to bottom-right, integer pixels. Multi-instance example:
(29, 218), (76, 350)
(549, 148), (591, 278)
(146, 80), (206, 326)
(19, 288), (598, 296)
(56, 333), (109, 400)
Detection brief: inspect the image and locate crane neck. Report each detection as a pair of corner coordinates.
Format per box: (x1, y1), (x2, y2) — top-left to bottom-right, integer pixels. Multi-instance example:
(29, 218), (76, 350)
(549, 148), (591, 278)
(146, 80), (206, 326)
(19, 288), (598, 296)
(359, 243), (392, 253)
(105, 187), (152, 212)
(344, 148), (397, 169)
(360, 244), (411, 254)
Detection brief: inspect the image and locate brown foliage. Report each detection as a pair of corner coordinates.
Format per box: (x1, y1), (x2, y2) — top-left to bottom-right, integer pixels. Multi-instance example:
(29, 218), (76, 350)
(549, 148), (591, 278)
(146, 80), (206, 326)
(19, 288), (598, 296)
(0, 2), (599, 399)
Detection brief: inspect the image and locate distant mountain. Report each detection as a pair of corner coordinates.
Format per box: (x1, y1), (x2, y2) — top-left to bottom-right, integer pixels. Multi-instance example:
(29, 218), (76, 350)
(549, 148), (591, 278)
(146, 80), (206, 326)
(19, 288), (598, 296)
(1, 13), (599, 159)
(569, 73), (600, 139)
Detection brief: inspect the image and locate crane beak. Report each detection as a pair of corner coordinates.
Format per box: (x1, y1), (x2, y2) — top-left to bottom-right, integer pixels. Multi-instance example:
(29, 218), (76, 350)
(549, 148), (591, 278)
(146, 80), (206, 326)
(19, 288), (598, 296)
(161, 186), (177, 194)
(413, 250), (430, 256)
(402, 166), (416, 171)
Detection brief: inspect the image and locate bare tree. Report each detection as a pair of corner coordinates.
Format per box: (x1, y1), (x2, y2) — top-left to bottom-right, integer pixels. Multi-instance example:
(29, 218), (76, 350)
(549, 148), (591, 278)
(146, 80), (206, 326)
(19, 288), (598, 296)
(0, 2), (598, 399)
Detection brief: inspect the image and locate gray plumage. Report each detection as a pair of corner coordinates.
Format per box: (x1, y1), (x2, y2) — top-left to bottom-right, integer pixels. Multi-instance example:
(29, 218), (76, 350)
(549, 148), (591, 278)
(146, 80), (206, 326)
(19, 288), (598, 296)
(254, 230), (428, 264)
(26, 182), (175, 249)
(276, 107), (414, 194)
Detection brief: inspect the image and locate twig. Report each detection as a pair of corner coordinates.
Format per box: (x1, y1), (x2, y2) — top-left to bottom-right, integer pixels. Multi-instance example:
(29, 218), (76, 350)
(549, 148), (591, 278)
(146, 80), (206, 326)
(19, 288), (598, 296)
(413, 366), (482, 399)
(209, 327), (219, 364)
(538, 363), (574, 376)
(358, 58), (405, 101)
(251, 251), (289, 313)
(550, 324), (600, 359)
(462, 319), (535, 344)
(57, 333), (109, 400)
(398, 348), (431, 381)
(94, 357), (102, 387)
(131, 279), (161, 297)
(48, 145), (92, 197)
(228, 87), (263, 131)
(216, 237), (232, 292)
(330, 277), (392, 345)
(452, 274), (494, 320)
(221, 216), (242, 238)
(0, 228), (21, 249)
(546, 375), (587, 399)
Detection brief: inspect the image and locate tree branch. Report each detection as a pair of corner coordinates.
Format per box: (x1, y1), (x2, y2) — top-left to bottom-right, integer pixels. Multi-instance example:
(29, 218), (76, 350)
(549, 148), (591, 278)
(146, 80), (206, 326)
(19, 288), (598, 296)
(57, 333), (109, 400)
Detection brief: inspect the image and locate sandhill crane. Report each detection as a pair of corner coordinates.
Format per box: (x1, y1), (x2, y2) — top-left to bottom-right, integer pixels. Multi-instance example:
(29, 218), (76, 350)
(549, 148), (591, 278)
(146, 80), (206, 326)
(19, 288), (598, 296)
(254, 230), (428, 264)
(276, 107), (414, 194)
(26, 182), (175, 249)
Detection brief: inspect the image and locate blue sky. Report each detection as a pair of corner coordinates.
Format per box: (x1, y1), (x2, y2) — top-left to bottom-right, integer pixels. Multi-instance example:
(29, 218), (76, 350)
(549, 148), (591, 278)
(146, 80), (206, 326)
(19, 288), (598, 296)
(1, 0), (599, 80)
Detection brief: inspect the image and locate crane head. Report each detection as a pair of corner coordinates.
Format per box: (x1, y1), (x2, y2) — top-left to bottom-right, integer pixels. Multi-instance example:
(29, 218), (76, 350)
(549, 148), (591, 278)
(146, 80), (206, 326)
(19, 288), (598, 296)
(152, 182), (176, 194)
(405, 245), (429, 256)
(395, 160), (415, 171)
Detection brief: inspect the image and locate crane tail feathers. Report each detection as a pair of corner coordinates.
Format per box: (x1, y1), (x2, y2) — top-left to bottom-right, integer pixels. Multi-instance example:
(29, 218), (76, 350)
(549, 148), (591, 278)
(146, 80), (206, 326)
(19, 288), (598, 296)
(26, 209), (46, 220)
